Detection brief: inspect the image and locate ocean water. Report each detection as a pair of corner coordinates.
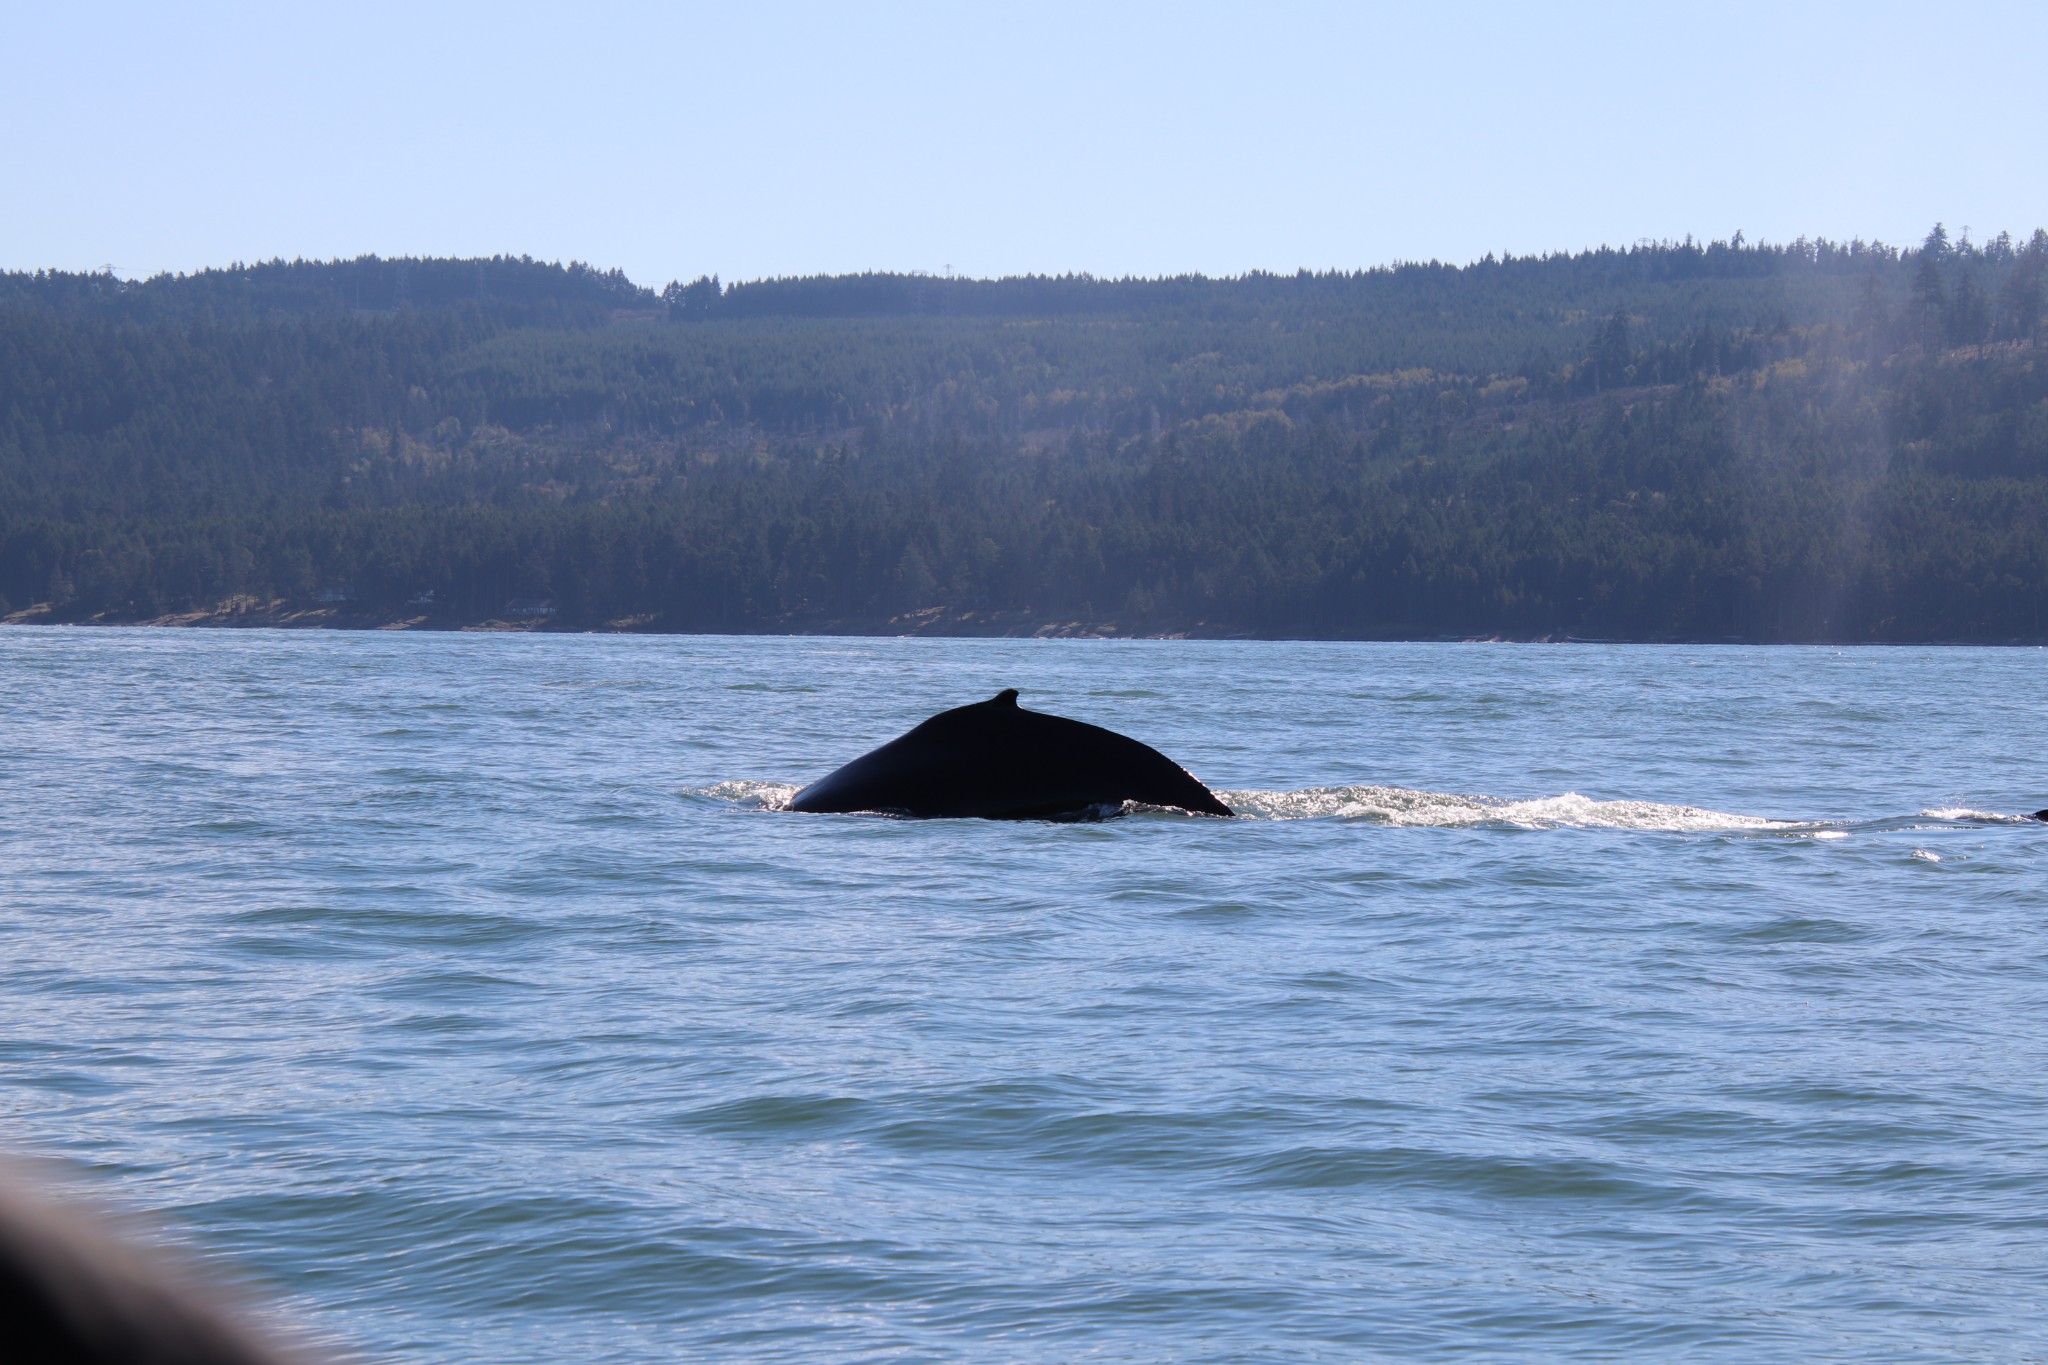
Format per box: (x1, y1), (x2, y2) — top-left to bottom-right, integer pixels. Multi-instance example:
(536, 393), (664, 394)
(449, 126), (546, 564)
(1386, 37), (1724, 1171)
(2, 628), (2045, 1364)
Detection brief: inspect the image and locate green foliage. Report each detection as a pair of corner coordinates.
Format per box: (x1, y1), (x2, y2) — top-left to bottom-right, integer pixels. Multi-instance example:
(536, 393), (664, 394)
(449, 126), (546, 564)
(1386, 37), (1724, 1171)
(3, 233), (2046, 640)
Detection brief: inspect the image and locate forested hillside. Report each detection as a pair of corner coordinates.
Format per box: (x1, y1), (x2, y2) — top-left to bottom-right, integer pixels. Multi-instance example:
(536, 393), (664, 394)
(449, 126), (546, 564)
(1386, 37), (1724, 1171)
(3, 227), (2045, 640)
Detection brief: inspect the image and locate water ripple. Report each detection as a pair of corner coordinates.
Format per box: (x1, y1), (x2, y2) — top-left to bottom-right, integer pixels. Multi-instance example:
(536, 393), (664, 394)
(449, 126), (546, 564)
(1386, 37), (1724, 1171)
(3, 631), (2046, 1364)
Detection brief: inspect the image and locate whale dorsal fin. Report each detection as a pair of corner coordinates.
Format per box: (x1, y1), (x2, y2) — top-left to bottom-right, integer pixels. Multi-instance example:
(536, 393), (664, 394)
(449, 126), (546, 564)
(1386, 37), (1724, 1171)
(991, 688), (1020, 707)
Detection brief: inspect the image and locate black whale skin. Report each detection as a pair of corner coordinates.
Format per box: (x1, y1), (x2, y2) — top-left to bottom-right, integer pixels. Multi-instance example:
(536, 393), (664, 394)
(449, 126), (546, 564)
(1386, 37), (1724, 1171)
(788, 689), (1233, 820)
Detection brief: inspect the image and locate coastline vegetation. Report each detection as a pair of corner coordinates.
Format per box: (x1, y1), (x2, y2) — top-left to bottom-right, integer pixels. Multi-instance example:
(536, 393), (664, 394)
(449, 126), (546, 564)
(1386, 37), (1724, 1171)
(3, 226), (2044, 641)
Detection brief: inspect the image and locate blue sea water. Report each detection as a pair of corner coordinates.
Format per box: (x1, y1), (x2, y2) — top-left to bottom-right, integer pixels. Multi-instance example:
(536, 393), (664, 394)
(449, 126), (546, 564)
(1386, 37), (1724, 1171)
(2, 628), (2045, 1363)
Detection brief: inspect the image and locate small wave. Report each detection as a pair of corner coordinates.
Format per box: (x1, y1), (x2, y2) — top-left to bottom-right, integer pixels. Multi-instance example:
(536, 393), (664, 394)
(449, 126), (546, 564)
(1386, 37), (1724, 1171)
(1221, 786), (1793, 832)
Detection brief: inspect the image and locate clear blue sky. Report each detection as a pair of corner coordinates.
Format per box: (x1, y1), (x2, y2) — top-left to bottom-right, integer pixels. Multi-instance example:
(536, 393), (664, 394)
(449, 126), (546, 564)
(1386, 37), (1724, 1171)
(6, 0), (2044, 287)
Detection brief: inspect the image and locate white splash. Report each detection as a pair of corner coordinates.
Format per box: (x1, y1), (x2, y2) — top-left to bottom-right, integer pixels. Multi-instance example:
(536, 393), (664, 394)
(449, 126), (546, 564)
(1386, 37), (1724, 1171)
(1920, 808), (2032, 824)
(1912, 849), (1943, 863)
(1219, 786), (1792, 832)
(697, 780), (799, 810)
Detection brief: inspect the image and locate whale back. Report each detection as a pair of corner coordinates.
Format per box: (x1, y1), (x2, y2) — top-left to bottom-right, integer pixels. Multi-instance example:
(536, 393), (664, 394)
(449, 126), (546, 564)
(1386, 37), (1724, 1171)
(788, 689), (1232, 819)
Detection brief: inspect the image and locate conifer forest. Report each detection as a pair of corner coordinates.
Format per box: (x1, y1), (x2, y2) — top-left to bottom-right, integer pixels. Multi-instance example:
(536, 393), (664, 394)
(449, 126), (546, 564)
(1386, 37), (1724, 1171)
(4, 226), (2044, 640)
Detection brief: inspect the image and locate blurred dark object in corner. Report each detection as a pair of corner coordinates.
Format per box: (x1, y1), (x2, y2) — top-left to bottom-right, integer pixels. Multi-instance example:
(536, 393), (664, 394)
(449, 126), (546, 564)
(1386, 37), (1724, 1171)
(0, 1166), (303, 1365)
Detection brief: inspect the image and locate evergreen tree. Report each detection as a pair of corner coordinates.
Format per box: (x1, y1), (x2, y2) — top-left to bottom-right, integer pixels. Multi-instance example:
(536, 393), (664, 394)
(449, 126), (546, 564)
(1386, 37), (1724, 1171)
(1997, 252), (2044, 340)
(1910, 251), (1948, 349)
(1948, 272), (1991, 344)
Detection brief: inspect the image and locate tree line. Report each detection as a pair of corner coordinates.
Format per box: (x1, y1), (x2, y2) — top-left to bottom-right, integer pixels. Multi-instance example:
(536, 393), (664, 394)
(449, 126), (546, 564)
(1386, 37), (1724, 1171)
(3, 227), (2044, 640)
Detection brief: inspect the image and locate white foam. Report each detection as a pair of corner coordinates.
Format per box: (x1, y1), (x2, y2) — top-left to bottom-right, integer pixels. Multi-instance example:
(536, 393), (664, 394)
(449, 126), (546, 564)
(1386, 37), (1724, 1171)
(1912, 849), (1942, 863)
(697, 780), (799, 811)
(1920, 808), (2031, 824)
(1220, 786), (1790, 832)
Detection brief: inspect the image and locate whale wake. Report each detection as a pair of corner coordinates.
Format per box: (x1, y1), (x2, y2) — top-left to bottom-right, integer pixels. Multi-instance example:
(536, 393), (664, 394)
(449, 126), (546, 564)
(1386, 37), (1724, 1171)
(1219, 786), (1798, 830)
(695, 782), (2048, 834)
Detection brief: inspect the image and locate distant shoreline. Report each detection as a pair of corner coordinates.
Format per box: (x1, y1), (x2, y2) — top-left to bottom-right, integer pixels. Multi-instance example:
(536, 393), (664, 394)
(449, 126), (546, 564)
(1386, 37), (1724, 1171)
(4, 603), (2040, 647)
(11, 245), (2047, 647)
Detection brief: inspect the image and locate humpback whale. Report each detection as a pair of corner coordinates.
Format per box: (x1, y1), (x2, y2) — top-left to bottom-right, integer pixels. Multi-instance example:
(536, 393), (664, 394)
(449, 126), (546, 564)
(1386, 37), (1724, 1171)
(788, 689), (1233, 820)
